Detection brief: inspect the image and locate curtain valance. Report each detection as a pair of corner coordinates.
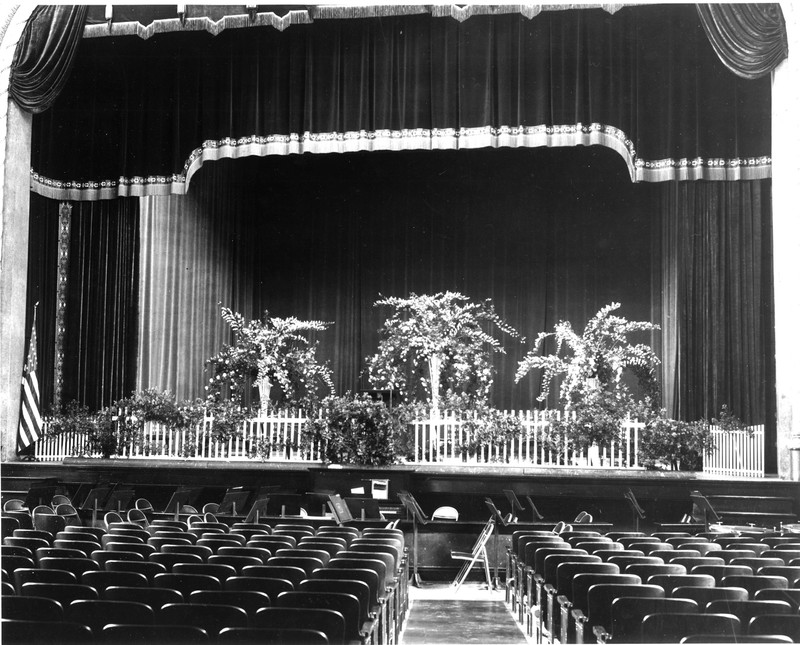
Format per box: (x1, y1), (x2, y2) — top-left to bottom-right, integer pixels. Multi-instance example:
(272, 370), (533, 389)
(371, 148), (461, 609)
(31, 4), (772, 201)
(696, 3), (788, 80)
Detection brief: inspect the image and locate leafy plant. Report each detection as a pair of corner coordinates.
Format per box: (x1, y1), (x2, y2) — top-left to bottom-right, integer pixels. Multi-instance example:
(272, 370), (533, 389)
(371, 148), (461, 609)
(366, 292), (522, 409)
(206, 305), (335, 412)
(515, 303), (660, 450)
(303, 393), (409, 466)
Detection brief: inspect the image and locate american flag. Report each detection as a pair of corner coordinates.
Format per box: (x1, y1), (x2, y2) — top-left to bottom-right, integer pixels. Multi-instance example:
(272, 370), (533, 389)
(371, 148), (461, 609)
(18, 308), (43, 452)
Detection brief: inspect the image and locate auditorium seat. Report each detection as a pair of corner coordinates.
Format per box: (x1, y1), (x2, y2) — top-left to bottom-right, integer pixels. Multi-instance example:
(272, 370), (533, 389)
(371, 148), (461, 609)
(593, 548), (645, 562)
(82, 570), (148, 593)
(67, 599), (154, 633)
(100, 623), (210, 643)
(248, 534), (296, 550)
(223, 575), (294, 601)
(600, 596), (699, 643)
(2, 580), (14, 594)
(722, 574), (788, 595)
(162, 543), (214, 561)
(92, 550), (145, 566)
(693, 564), (753, 585)
(103, 584), (183, 609)
(299, 578), (377, 642)
(672, 585), (749, 608)
(53, 539), (97, 557)
(39, 556), (100, 578)
(4, 536), (49, 553)
(14, 566), (77, 592)
(648, 573), (715, 595)
(662, 549), (702, 561)
(189, 589), (271, 615)
(150, 551), (203, 569)
(218, 626), (330, 644)
(276, 590), (362, 645)
(208, 554), (264, 572)
(275, 547), (332, 566)
(241, 564), (306, 588)
(266, 555), (325, 576)
(105, 559), (167, 582)
(716, 549), (758, 563)
(706, 599), (793, 635)
(607, 555), (664, 571)
(299, 539), (347, 558)
(13, 528), (54, 544)
(748, 614), (800, 641)
(101, 534), (142, 547)
(254, 607), (345, 645)
(105, 542), (155, 558)
(157, 602), (249, 639)
(731, 557), (786, 571)
(555, 562), (620, 642)
(147, 536), (193, 550)
(65, 526), (105, 540)
(627, 563), (687, 580)
(310, 567), (384, 639)
(2, 619), (93, 644)
(640, 612), (740, 643)
(21, 581), (99, 604)
(2, 595), (65, 621)
(668, 556), (725, 571)
(1, 554), (35, 574)
(753, 587), (800, 609)
(171, 562), (237, 584)
(769, 550), (800, 565)
(684, 542), (724, 557)
(154, 572), (222, 595)
(36, 547), (87, 561)
(56, 531), (101, 545)
(573, 582), (662, 643)
(217, 546), (273, 564)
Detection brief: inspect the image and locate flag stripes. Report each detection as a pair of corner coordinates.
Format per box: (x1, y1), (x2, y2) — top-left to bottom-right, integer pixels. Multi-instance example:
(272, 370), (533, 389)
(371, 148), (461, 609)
(18, 306), (43, 452)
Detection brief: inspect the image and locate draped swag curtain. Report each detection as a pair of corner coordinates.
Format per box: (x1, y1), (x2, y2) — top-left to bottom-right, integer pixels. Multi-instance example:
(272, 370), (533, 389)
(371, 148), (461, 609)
(31, 3), (772, 201)
(696, 3), (788, 80)
(26, 194), (139, 412)
(657, 179), (775, 428)
(10, 5), (88, 113)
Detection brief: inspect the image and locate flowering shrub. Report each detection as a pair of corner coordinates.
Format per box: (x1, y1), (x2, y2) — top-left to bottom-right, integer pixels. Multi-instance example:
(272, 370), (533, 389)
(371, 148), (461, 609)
(303, 393), (410, 466)
(366, 292), (521, 408)
(515, 303), (660, 449)
(205, 306), (335, 412)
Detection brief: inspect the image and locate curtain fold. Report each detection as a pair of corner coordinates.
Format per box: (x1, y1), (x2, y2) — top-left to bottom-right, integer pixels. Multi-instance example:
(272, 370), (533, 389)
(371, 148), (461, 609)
(31, 4), (772, 200)
(659, 179), (774, 427)
(25, 194), (139, 411)
(696, 3), (788, 80)
(136, 146), (658, 411)
(10, 5), (88, 114)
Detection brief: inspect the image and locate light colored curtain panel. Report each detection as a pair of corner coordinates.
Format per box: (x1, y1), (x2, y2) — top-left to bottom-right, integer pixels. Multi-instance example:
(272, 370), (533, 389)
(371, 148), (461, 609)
(137, 163), (257, 401)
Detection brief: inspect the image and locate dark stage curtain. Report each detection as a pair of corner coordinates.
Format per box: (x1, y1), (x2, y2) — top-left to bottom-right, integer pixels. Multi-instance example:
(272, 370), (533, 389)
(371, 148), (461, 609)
(657, 179), (775, 428)
(26, 195), (140, 411)
(696, 3), (788, 80)
(31, 4), (772, 200)
(137, 146), (659, 410)
(10, 5), (88, 114)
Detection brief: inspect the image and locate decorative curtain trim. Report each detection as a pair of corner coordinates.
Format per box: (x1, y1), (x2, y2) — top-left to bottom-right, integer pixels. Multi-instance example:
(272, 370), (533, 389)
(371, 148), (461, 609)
(696, 3), (788, 79)
(83, 4), (629, 39)
(10, 5), (88, 114)
(29, 122), (772, 201)
(53, 202), (71, 411)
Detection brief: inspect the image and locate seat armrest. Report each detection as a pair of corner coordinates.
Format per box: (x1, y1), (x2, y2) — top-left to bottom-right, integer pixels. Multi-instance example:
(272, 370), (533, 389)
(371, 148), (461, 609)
(572, 608), (586, 624)
(593, 624), (609, 644)
(557, 594), (571, 609)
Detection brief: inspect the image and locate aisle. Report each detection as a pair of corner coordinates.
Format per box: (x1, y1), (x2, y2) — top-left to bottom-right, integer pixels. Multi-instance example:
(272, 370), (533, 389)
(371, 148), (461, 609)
(400, 582), (529, 645)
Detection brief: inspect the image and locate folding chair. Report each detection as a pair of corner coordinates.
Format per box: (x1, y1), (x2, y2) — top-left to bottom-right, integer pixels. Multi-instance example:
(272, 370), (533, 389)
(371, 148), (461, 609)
(449, 517), (494, 591)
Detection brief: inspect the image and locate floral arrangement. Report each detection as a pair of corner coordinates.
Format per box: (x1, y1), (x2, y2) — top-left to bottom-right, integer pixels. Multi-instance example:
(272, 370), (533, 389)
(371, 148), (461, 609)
(205, 305), (335, 412)
(365, 291), (522, 409)
(515, 303), (660, 451)
(302, 393), (410, 466)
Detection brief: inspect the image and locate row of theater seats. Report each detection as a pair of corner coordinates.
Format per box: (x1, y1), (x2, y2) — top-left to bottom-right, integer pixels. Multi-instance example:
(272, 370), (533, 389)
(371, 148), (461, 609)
(1, 506), (409, 644)
(504, 528), (800, 644)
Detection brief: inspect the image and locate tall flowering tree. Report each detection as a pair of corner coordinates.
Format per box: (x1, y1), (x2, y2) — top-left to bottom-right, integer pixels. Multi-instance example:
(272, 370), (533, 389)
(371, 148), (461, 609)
(515, 303), (660, 450)
(366, 292), (521, 410)
(206, 306), (335, 412)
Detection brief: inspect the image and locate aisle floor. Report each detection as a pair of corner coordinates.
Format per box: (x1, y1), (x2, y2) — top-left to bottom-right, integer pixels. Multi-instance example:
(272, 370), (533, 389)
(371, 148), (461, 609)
(400, 581), (530, 645)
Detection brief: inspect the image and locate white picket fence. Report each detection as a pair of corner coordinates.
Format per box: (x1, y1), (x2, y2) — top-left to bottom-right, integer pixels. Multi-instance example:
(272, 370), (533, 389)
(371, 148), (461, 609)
(33, 409), (766, 477)
(409, 409), (644, 468)
(702, 425), (765, 478)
